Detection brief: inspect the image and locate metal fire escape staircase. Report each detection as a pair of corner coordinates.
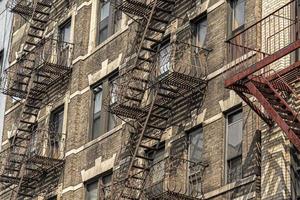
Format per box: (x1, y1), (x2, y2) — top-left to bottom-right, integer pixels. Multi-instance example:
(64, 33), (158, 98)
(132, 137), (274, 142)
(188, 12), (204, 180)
(0, 0), (71, 199)
(225, 0), (300, 151)
(108, 0), (208, 199)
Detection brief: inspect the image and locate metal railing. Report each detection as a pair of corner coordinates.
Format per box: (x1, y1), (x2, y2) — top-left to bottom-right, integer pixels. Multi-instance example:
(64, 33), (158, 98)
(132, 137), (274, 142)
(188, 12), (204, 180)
(226, 0), (298, 80)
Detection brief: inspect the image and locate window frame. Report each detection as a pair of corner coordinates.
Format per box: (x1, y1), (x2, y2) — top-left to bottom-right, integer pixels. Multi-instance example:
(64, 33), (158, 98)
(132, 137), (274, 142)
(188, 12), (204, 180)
(107, 72), (119, 131)
(225, 107), (243, 184)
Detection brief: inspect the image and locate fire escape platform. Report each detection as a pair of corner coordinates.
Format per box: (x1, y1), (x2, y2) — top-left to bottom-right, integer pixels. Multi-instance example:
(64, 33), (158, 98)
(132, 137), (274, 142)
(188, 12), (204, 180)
(150, 191), (201, 200)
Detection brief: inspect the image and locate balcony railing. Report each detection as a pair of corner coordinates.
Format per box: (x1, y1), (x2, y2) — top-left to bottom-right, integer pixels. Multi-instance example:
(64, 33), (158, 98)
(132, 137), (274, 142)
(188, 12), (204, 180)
(1, 38), (73, 98)
(226, 0), (299, 82)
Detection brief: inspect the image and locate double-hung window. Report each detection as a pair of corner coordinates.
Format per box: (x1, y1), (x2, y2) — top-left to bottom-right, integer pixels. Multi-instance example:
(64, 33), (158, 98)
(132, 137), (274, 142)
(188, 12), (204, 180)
(49, 106), (64, 158)
(226, 108), (243, 183)
(97, 0), (122, 44)
(194, 17), (207, 47)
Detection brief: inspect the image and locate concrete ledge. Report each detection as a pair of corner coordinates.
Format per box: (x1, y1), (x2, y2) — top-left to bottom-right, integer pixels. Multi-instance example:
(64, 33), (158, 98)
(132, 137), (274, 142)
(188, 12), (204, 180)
(204, 175), (257, 199)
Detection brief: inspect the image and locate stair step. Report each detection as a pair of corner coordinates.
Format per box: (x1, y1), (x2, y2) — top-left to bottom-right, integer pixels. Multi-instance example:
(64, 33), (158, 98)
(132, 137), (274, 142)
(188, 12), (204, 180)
(151, 113), (168, 120)
(147, 123), (165, 130)
(259, 86), (274, 94)
(37, 1), (52, 8)
(24, 104), (40, 110)
(155, 6), (172, 14)
(159, 0), (175, 4)
(33, 80), (48, 86)
(274, 106), (291, 115)
(286, 121), (300, 129)
(132, 77), (149, 83)
(144, 36), (161, 44)
(160, 85), (178, 93)
(131, 175), (145, 181)
(139, 144), (156, 150)
(27, 96), (43, 101)
(125, 185), (143, 190)
(25, 41), (38, 46)
(129, 86), (144, 93)
(30, 25), (45, 31)
(263, 93), (279, 100)
(132, 164), (148, 170)
(135, 66), (151, 73)
(28, 33), (43, 39)
(18, 128), (32, 133)
(121, 195), (139, 200)
(138, 56), (153, 63)
(17, 73), (31, 78)
(148, 26), (165, 34)
(279, 113), (295, 121)
(14, 81), (28, 85)
(143, 134), (160, 141)
(23, 111), (38, 117)
(152, 16), (169, 24)
(35, 9), (50, 16)
(154, 103), (171, 110)
(141, 46), (156, 53)
(31, 88), (47, 94)
(136, 154), (153, 161)
(32, 17), (48, 23)
(20, 120), (35, 125)
(157, 92), (175, 99)
(124, 96), (142, 102)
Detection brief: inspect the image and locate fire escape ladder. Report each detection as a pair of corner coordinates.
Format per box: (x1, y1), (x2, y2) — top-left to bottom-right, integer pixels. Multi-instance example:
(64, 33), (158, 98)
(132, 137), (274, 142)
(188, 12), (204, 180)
(0, 1), (68, 199)
(118, 88), (175, 200)
(245, 78), (300, 150)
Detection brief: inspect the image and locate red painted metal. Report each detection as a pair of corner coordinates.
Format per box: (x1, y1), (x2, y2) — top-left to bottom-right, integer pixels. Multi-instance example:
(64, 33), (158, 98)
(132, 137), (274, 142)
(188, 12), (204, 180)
(225, 40), (300, 88)
(246, 81), (300, 151)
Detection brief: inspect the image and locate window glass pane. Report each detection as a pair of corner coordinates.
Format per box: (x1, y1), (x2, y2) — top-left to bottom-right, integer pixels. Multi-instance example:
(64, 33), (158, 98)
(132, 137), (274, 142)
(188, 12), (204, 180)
(227, 110), (243, 160)
(196, 18), (207, 47)
(92, 116), (101, 139)
(100, 1), (110, 21)
(52, 108), (64, 134)
(60, 20), (71, 43)
(99, 25), (108, 44)
(232, 0), (245, 30)
(189, 127), (203, 163)
(94, 86), (102, 114)
(0, 50), (3, 73)
(152, 147), (165, 183)
(87, 181), (98, 200)
(113, 9), (122, 33)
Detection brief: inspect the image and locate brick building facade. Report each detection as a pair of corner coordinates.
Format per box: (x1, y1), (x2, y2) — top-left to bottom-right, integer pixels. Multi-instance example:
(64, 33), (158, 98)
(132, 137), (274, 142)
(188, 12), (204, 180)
(0, 0), (300, 199)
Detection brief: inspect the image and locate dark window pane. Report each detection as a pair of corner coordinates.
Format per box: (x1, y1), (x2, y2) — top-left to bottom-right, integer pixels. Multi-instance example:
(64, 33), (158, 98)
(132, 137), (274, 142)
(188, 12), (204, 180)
(227, 155), (242, 183)
(94, 87), (102, 114)
(100, 1), (110, 21)
(92, 116), (101, 139)
(86, 181), (98, 200)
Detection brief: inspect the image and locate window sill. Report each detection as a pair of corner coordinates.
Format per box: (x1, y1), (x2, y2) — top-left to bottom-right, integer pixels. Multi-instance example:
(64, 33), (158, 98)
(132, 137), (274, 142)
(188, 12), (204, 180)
(203, 175), (257, 199)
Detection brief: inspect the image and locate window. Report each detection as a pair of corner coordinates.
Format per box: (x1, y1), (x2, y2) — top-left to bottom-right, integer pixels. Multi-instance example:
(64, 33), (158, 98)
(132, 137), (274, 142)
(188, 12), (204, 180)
(188, 127), (203, 194)
(59, 19), (71, 44)
(97, 0), (122, 44)
(230, 0), (245, 32)
(92, 85), (103, 140)
(47, 196), (57, 200)
(49, 106), (64, 158)
(85, 172), (112, 200)
(226, 108), (243, 183)
(194, 17), (207, 47)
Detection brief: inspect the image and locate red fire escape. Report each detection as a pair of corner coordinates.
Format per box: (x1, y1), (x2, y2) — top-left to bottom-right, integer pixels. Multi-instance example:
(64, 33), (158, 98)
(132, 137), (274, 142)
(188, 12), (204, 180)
(225, 0), (300, 151)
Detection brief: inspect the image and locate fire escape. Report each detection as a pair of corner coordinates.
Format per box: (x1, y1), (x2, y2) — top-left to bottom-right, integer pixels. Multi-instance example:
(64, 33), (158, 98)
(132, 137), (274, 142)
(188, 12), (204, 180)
(0, 0), (73, 199)
(225, 0), (300, 151)
(107, 0), (209, 199)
